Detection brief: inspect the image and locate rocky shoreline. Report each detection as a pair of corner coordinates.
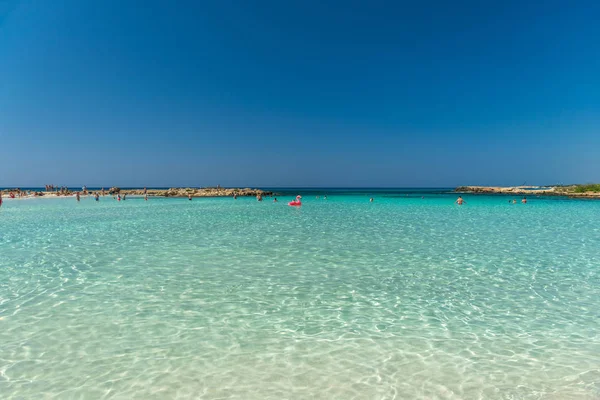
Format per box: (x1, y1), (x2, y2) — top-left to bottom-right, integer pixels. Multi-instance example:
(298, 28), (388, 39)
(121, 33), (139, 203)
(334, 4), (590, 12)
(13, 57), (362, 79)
(121, 187), (273, 198)
(1, 187), (273, 198)
(454, 186), (600, 199)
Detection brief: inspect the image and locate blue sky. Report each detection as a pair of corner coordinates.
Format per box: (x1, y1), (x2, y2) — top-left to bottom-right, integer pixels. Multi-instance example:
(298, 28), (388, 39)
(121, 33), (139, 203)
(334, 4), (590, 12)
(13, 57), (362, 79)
(1, 0), (599, 187)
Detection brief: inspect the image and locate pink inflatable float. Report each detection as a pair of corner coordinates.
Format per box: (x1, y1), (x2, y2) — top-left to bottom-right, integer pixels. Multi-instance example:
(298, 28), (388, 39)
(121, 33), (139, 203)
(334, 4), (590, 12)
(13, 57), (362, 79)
(288, 195), (302, 206)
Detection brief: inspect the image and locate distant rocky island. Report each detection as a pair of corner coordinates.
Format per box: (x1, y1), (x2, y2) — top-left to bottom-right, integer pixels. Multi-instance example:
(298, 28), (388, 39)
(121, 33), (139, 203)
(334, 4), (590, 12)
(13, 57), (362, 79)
(455, 184), (600, 198)
(119, 187), (273, 198)
(1, 187), (273, 198)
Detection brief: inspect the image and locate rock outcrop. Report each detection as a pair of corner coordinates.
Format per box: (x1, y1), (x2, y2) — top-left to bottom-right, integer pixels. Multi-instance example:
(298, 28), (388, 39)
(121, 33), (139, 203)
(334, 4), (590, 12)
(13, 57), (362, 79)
(119, 187), (272, 198)
(454, 185), (600, 198)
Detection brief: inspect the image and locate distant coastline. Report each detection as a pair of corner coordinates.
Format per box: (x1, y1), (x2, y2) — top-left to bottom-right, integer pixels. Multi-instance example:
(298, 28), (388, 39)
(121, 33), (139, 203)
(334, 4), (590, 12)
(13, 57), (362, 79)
(454, 185), (600, 198)
(3, 185), (600, 199)
(0, 187), (273, 198)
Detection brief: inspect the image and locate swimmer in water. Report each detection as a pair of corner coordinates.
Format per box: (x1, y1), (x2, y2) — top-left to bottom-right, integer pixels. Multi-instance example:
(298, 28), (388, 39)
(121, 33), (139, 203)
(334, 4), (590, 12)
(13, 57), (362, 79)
(145, 194), (148, 201)
(370, 197), (374, 202)
(76, 192), (81, 202)
(273, 198), (278, 202)
(117, 194), (121, 201)
(522, 197), (527, 204)
(455, 196), (465, 205)
(95, 193), (99, 201)
(188, 194), (192, 201)
(513, 199), (517, 204)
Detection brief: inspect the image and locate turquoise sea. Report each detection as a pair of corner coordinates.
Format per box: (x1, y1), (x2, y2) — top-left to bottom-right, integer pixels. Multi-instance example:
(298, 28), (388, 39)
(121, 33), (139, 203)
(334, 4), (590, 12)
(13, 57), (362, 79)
(1, 191), (599, 399)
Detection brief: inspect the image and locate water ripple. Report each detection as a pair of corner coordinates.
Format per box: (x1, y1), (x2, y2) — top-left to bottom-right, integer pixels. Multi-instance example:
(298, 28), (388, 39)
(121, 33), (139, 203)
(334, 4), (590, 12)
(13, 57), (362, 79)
(1, 196), (600, 399)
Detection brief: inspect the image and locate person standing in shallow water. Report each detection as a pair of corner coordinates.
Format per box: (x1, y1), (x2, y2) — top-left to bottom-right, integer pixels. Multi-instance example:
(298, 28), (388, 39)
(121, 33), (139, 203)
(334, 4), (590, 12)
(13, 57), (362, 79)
(522, 197), (527, 204)
(455, 196), (465, 205)
(76, 192), (81, 202)
(188, 194), (192, 201)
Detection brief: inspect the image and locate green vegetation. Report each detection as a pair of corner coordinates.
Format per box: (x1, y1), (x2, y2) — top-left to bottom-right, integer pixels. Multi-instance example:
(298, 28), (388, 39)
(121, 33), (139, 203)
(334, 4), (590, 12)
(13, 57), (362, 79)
(569, 184), (600, 193)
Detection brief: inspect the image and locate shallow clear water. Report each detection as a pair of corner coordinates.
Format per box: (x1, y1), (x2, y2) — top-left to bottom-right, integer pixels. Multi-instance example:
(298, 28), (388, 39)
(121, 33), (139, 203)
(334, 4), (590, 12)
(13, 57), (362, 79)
(1, 193), (599, 399)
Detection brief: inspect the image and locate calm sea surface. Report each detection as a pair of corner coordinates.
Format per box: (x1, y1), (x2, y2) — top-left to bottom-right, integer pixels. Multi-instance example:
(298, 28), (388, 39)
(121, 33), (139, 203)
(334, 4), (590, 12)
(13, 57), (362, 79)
(1, 191), (599, 399)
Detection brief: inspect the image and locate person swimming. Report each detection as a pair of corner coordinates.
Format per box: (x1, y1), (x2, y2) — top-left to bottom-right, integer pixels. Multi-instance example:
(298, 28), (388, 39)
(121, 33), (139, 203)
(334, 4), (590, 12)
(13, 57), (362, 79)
(273, 198), (278, 202)
(455, 196), (465, 205)
(370, 197), (374, 202)
(522, 197), (527, 204)
(95, 193), (99, 201)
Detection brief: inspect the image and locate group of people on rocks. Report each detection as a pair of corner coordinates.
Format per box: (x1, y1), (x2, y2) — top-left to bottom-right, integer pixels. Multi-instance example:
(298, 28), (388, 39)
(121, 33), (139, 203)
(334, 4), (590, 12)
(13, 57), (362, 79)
(45, 185), (72, 194)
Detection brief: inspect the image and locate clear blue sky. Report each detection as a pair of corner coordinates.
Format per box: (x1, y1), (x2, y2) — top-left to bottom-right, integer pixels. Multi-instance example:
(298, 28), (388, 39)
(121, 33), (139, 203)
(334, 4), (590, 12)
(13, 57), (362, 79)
(1, 0), (599, 188)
